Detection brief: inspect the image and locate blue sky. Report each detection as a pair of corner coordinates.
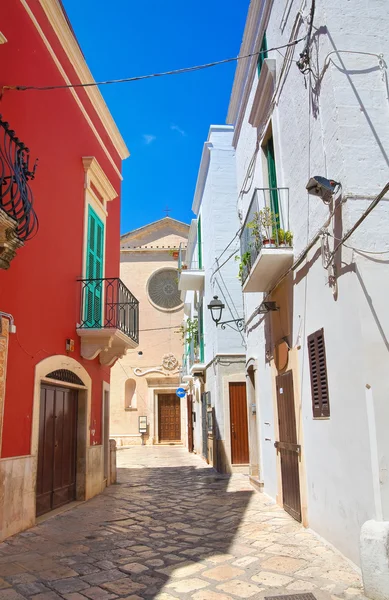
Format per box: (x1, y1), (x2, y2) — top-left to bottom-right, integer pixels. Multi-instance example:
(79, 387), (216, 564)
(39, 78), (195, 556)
(62, 0), (249, 233)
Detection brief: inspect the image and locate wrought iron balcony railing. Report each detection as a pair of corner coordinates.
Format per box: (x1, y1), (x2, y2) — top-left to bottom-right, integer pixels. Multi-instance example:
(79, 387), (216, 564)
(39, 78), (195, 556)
(78, 277), (139, 344)
(181, 338), (201, 380)
(0, 115), (38, 241)
(240, 187), (291, 284)
(178, 241), (203, 271)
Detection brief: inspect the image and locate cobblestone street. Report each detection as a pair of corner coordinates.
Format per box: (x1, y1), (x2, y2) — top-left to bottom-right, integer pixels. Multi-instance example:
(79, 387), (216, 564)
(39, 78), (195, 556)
(0, 447), (366, 600)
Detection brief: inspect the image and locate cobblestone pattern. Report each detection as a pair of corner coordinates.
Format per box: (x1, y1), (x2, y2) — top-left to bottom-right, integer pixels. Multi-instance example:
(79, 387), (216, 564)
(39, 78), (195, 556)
(0, 446), (366, 600)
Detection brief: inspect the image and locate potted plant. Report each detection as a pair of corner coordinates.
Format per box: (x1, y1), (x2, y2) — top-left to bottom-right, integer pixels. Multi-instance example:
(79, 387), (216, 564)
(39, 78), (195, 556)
(258, 207), (278, 246)
(235, 251), (251, 282)
(247, 213), (260, 245)
(247, 208), (278, 247)
(278, 228), (285, 246)
(181, 263), (188, 270)
(285, 230), (293, 247)
(169, 248), (179, 260)
(176, 318), (199, 348)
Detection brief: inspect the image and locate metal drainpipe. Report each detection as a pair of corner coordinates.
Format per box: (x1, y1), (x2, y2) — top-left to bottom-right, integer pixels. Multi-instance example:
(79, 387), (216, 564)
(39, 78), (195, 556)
(0, 312), (16, 333)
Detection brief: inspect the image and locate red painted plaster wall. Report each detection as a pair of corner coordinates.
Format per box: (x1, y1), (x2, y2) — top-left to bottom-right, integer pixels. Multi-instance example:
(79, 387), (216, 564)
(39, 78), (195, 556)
(0, 0), (124, 457)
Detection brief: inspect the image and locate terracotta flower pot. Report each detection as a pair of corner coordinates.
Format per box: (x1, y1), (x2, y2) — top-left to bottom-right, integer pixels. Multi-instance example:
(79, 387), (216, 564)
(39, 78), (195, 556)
(263, 238), (276, 247)
(172, 251), (179, 259)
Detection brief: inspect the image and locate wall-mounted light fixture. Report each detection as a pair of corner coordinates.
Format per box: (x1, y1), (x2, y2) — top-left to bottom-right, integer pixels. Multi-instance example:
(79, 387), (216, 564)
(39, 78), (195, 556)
(258, 301), (279, 314)
(207, 296), (244, 331)
(306, 176), (341, 204)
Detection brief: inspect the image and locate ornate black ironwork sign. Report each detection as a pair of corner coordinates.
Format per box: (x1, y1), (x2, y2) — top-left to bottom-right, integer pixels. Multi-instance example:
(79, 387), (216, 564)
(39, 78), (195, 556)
(0, 115), (38, 241)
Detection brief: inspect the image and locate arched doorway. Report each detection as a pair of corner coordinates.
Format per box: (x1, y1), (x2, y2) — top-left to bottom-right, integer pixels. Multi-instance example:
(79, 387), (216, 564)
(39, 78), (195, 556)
(34, 360), (90, 517)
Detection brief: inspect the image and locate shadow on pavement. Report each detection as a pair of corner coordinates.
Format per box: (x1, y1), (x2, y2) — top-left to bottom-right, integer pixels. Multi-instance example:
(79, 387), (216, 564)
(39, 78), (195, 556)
(0, 460), (254, 599)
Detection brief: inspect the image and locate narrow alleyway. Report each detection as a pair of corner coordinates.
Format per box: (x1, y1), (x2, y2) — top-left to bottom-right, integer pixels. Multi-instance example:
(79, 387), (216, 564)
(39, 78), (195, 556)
(1, 447), (366, 600)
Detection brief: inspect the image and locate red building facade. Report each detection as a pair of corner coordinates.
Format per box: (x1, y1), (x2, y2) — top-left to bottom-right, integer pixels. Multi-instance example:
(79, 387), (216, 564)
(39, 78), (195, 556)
(0, 0), (137, 539)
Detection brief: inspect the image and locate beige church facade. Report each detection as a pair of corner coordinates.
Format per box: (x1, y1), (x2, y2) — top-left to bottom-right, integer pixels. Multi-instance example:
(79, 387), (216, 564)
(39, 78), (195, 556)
(110, 217), (189, 447)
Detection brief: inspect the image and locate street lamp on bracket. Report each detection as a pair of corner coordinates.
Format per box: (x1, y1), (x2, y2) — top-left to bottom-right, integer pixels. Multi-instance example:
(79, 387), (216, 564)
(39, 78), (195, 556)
(207, 296), (280, 332)
(207, 296), (245, 332)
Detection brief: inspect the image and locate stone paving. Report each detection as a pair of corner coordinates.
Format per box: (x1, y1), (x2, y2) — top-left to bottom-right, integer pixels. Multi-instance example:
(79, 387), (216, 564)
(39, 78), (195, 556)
(0, 446), (367, 600)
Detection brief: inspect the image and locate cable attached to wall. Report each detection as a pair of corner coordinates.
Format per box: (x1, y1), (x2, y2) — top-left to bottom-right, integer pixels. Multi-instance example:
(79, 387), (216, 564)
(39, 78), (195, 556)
(1, 38), (306, 94)
(297, 0), (316, 74)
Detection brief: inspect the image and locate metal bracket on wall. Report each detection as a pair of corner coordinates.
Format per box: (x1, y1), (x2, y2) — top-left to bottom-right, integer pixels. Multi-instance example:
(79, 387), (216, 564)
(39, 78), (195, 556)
(218, 318), (245, 332)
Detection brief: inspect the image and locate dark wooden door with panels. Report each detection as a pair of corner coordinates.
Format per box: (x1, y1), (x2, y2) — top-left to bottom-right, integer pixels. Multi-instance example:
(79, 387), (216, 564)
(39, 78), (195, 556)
(36, 384), (78, 517)
(275, 371), (301, 522)
(229, 382), (249, 465)
(158, 394), (181, 442)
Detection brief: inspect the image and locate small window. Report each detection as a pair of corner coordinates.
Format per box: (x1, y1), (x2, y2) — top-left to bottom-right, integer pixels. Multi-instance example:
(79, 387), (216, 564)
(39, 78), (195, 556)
(307, 328), (330, 418)
(125, 378), (137, 409)
(257, 32), (268, 77)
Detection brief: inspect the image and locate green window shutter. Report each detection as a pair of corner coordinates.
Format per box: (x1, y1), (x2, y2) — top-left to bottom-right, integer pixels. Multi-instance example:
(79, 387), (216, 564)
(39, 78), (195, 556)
(85, 206), (104, 327)
(199, 302), (205, 363)
(266, 137), (279, 229)
(197, 216), (203, 269)
(257, 32), (268, 77)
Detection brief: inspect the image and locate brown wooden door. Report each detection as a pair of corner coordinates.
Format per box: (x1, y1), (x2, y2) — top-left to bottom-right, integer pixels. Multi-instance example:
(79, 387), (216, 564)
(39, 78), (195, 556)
(275, 371), (301, 522)
(187, 394), (193, 452)
(36, 385), (78, 517)
(158, 394), (181, 441)
(229, 382), (249, 464)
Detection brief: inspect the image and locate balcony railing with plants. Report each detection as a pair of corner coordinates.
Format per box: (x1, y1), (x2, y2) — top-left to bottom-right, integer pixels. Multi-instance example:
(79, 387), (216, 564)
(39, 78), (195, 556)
(238, 188), (292, 284)
(178, 241), (203, 271)
(78, 277), (139, 344)
(178, 316), (205, 374)
(0, 115), (38, 241)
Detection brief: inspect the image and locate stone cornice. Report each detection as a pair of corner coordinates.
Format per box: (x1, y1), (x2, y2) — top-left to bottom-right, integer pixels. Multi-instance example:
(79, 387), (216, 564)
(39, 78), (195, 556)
(248, 59), (276, 128)
(39, 0), (129, 160)
(82, 157), (118, 202)
(192, 125), (234, 214)
(192, 142), (212, 215)
(121, 217), (190, 244)
(0, 210), (24, 270)
(120, 246), (184, 253)
(227, 0), (273, 144)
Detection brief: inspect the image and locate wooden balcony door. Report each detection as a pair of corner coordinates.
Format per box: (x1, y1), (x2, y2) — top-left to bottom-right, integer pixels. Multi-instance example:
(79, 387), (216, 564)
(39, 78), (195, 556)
(229, 382), (249, 464)
(158, 394), (181, 442)
(85, 205), (104, 327)
(36, 385), (78, 517)
(275, 371), (301, 522)
(187, 394), (193, 452)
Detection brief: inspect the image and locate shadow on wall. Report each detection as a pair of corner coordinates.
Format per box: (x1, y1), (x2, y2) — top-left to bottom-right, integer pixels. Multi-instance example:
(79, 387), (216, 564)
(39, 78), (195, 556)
(310, 26), (389, 169)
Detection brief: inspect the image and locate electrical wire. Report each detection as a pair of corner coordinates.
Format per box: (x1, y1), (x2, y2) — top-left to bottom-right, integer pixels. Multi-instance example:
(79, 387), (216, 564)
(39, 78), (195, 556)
(323, 182), (389, 268)
(327, 232), (389, 255)
(323, 50), (386, 68)
(15, 332), (50, 359)
(2, 38), (306, 94)
(139, 325), (181, 333)
(297, 0), (316, 73)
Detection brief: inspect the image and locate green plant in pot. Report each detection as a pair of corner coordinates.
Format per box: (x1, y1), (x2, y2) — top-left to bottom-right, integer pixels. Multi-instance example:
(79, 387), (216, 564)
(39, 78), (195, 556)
(176, 318), (199, 347)
(235, 251), (251, 282)
(247, 213), (260, 246)
(258, 207), (278, 246)
(285, 230), (293, 247)
(275, 228), (293, 247)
